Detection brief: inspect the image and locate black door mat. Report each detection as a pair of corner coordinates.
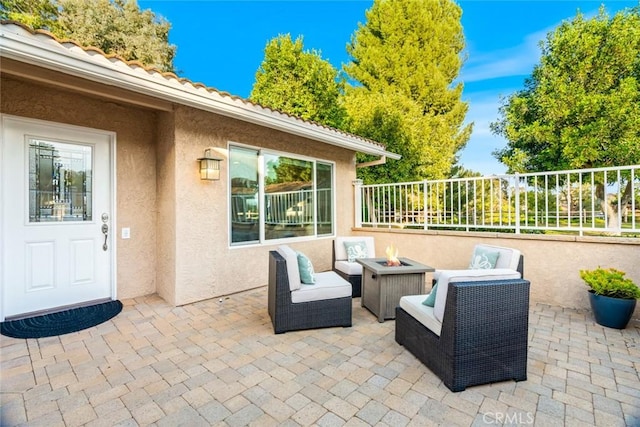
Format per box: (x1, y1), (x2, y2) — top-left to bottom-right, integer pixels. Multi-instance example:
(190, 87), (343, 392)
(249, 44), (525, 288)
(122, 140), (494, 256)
(1, 300), (123, 339)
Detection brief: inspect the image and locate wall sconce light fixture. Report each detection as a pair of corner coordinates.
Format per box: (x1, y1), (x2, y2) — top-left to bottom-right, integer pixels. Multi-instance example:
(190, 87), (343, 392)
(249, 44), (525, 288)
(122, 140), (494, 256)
(198, 148), (223, 181)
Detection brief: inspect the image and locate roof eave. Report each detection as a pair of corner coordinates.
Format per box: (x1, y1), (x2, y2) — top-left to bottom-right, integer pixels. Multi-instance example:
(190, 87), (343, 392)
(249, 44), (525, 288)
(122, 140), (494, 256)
(0, 25), (401, 160)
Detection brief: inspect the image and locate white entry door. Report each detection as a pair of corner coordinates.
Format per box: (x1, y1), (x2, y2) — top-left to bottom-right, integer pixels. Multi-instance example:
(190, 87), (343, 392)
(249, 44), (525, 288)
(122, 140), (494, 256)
(1, 116), (114, 320)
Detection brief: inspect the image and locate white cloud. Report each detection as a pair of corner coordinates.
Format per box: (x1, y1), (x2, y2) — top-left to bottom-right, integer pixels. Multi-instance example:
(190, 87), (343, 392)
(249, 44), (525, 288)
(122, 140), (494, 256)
(461, 3), (612, 84)
(456, 22), (559, 175)
(454, 3), (620, 176)
(461, 26), (550, 83)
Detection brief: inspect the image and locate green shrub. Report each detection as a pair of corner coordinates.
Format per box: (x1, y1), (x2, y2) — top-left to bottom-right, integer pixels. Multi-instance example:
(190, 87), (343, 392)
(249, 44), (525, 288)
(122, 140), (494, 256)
(580, 267), (640, 299)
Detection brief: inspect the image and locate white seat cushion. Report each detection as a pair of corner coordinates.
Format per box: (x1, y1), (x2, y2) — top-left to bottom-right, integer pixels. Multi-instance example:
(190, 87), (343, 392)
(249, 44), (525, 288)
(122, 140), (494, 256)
(277, 245), (301, 291)
(334, 236), (375, 261)
(433, 245), (522, 281)
(399, 294), (442, 336)
(433, 268), (522, 322)
(291, 271), (352, 303)
(334, 260), (363, 276)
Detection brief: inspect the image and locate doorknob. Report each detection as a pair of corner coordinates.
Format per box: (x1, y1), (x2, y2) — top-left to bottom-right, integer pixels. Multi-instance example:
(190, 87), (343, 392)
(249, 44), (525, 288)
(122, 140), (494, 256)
(102, 223), (108, 251)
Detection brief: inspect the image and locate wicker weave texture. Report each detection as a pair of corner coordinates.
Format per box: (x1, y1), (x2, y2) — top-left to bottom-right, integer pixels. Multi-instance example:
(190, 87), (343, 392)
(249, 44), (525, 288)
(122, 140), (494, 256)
(395, 278), (530, 392)
(268, 251), (352, 334)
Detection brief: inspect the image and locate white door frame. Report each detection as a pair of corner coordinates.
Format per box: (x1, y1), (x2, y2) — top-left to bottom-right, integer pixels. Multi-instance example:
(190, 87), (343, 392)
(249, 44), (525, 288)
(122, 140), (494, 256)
(0, 114), (117, 321)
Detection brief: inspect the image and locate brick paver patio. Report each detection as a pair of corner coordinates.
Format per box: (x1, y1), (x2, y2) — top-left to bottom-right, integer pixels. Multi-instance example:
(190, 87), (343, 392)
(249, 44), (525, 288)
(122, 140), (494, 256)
(1, 288), (639, 426)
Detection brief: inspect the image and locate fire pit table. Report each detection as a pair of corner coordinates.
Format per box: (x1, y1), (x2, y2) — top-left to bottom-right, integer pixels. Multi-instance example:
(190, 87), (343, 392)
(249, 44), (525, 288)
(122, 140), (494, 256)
(356, 257), (435, 322)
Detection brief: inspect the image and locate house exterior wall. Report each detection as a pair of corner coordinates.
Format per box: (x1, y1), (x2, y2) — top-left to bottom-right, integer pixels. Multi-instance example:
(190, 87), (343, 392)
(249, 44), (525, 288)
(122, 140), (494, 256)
(1, 76), (158, 301)
(1, 75), (360, 308)
(170, 106), (357, 305)
(155, 111), (178, 305)
(351, 228), (640, 319)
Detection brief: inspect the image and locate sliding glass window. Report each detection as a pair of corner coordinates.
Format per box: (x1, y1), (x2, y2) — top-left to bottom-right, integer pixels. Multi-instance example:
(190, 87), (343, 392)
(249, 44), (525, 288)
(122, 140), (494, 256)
(316, 162), (333, 236)
(230, 146), (259, 244)
(230, 145), (334, 245)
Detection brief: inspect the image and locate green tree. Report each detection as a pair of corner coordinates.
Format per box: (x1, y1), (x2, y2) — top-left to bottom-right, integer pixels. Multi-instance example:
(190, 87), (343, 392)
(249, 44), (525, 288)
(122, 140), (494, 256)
(56, 0), (175, 73)
(1, 0), (175, 73)
(491, 7), (640, 231)
(250, 34), (346, 129)
(492, 7), (640, 172)
(344, 0), (472, 183)
(1, 0), (59, 29)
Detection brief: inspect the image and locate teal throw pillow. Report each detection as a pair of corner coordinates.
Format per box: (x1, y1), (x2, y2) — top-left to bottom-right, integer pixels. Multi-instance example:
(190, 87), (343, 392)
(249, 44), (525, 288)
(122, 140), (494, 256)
(343, 241), (368, 263)
(469, 247), (500, 269)
(422, 282), (438, 307)
(297, 252), (316, 284)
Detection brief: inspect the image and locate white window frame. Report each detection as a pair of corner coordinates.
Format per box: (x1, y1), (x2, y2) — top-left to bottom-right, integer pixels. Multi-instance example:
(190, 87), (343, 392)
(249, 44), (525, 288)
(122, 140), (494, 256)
(228, 142), (335, 247)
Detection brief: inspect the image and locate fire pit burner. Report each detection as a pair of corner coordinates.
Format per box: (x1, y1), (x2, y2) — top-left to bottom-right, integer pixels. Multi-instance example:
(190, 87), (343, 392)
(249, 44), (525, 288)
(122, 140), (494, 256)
(376, 260), (411, 267)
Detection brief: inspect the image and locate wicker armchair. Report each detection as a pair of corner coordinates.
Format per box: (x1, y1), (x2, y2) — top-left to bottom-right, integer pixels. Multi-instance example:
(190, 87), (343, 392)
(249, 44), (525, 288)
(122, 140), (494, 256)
(268, 250), (352, 334)
(395, 277), (530, 392)
(332, 236), (376, 298)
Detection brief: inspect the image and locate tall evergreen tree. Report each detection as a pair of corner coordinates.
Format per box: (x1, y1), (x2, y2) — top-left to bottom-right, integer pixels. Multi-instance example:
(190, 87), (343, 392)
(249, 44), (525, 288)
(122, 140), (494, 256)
(344, 0), (472, 183)
(250, 34), (346, 130)
(1, 0), (176, 73)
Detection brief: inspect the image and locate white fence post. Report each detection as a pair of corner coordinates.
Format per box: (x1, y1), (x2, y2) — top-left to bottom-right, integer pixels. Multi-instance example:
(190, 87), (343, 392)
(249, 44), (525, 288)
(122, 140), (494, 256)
(353, 179), (363, 228)
(515, 173), (521, 235)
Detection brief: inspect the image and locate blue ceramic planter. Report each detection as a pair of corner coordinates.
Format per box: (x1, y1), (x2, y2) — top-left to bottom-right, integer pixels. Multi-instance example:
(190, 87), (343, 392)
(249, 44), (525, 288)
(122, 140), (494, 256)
(588, 291), (637, 329)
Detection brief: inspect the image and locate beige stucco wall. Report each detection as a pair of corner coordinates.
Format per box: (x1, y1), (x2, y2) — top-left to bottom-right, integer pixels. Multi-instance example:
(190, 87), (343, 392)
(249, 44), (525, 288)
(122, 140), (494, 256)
(1, 74), (362, 309)
(169, 106), (358, 305)
(350, 228), (640, 319)
(155, 111), (178, 305)
(1, 76), (158, 301)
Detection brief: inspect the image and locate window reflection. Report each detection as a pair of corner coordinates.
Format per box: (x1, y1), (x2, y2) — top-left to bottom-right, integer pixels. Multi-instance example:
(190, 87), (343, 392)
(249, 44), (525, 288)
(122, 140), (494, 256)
(230, 146), (259, 244)
(29, 140), (92, 222)
(316, 162), (333, 236)
(229, 145), (335, 245)
(264, 154), (314, 240)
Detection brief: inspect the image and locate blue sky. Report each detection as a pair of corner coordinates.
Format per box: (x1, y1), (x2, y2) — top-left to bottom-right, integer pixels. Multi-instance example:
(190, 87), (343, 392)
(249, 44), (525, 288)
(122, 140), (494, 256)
(139, 0), (638, 175)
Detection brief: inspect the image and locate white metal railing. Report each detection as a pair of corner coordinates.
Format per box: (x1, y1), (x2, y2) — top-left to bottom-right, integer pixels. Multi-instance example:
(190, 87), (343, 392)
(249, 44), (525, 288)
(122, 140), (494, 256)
(356, 165), (640, 236)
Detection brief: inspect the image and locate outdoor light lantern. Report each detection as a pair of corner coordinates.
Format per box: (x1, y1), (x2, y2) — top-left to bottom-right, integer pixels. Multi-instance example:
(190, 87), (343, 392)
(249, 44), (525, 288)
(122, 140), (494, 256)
(198, 148), (223, 181)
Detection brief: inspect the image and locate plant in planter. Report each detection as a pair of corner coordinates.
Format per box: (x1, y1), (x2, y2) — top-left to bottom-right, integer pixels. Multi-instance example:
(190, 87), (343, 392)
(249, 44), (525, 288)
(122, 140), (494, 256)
(580, 267), (640, 329)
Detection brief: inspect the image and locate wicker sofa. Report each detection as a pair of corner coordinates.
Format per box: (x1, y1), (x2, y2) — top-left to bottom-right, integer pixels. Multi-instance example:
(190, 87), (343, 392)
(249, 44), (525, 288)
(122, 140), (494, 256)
(395, 246), (530, 392)
(268, 247), (352, 334)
